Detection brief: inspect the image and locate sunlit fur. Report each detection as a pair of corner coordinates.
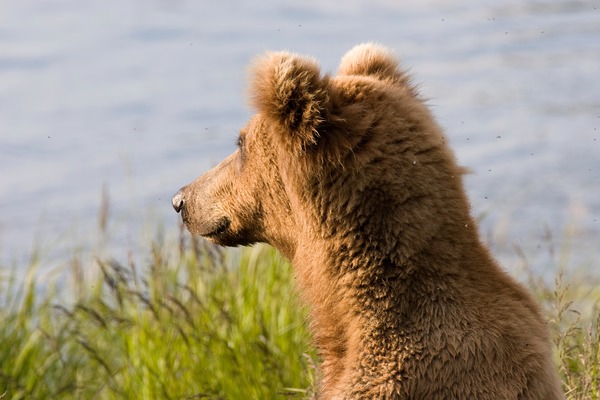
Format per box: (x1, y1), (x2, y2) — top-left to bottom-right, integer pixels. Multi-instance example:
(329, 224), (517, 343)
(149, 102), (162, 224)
(174, 43), (564, 399)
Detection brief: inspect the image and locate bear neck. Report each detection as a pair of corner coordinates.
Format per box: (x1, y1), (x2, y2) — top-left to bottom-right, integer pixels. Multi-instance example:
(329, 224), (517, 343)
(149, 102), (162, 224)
(288, 183), (495, 383)
(293, 198), (486, 288)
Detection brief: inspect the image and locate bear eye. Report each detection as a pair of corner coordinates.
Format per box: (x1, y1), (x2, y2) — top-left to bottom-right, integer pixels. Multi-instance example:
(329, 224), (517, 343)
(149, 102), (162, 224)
(236, 134), (247, 166)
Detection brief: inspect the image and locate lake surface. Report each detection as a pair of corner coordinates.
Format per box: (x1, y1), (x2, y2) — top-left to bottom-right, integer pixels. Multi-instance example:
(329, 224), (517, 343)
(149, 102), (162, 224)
(1, 0), (598, 279)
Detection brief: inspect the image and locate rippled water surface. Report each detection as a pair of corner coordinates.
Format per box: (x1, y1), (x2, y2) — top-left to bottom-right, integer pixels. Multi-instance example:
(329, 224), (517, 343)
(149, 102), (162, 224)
(1, 0), (599, 277)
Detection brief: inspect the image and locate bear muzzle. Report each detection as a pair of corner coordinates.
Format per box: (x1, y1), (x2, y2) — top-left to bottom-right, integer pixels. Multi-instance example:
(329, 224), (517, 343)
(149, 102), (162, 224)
(171, 187), (234, 240)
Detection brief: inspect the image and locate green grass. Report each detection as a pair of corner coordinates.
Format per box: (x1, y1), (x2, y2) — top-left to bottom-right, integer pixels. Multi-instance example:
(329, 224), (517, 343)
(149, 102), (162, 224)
(527, 270), (600, 400)
(0, 232), (316, 399)
(0, 226), (598, 399)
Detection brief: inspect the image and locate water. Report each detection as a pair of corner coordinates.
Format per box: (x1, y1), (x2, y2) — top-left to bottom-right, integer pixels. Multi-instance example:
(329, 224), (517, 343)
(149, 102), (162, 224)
(1, 0), (598, 278)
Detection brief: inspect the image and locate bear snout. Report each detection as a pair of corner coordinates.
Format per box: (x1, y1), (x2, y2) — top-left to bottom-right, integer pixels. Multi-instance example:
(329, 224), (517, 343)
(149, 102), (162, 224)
(171, 189), (185, 213)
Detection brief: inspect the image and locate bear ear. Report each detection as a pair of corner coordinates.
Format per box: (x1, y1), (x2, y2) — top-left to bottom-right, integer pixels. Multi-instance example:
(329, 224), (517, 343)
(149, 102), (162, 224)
(250, 51), (330, 150)
(338, 43), (401, 81)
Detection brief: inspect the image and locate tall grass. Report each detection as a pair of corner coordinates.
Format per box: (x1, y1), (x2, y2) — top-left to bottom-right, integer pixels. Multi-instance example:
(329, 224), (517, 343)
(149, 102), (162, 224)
(514, 233), (600, 400)
(0, 230), (316, 399)
(0, 224), (598, 399)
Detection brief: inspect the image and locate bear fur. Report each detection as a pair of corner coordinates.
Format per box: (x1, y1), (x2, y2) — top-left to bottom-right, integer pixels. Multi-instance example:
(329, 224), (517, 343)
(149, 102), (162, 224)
(172, 43), (565, 399)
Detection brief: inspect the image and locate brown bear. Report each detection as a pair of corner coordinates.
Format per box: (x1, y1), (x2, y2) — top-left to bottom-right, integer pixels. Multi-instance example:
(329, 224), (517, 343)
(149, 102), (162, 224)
(172, 43), (564, 399)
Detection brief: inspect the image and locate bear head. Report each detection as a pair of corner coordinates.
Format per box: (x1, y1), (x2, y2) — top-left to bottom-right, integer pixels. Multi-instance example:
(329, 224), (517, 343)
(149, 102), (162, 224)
(172, 43), (467, 262)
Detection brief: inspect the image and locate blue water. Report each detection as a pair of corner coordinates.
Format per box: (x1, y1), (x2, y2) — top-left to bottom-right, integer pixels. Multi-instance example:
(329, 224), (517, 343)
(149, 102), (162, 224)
(1, 0), (598, 279)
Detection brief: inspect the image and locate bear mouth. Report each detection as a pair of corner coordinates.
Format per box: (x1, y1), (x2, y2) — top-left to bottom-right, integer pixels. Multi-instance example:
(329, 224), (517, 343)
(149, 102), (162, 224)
(202, 217), (231, 238)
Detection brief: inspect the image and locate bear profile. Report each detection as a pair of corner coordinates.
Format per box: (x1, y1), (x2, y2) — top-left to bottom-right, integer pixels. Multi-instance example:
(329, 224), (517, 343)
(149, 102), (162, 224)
(172, 43), (564, 399)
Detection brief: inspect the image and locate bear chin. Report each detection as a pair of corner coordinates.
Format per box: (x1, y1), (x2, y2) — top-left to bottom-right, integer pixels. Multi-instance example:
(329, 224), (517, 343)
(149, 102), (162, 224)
(202, 220), (257, 248)
(182, 214), (228, 240)
(201, 216), (231, 238)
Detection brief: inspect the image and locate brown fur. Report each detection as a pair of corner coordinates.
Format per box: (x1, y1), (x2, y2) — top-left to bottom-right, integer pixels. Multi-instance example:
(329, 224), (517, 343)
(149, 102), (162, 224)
(172, 43), (565, 399)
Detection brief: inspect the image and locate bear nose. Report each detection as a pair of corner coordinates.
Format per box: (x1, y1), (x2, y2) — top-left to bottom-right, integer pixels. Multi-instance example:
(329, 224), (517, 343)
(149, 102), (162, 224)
(171, 190), (185, 213)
